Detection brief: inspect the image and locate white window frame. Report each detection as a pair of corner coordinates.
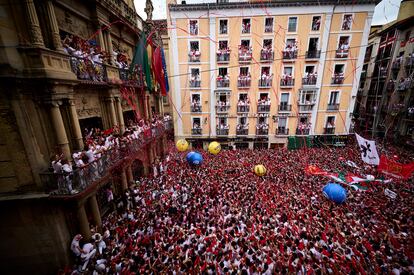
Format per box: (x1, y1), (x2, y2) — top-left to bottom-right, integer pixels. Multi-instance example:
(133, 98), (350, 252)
(304, 65), (316, 75)
(258, 92), (269, 101)
(189, 66), (201, 81)
(191, 116), (202, 127)
(299, 89), (317, 104)
(310, 15), (322, 32)
(287, 16), (298, 33)
(188, 19), (199, 35)
(337, 35), (352, 50)
(328, 90), (341, 105)
(283, 65), (294, 76)
(278, 116), (288, 128)
(238, 116), (248, 125)
(307, 36), (320, 52)
(218, 66), (229, 77)
(260, 65), (272, 75)
(239, 66), (250, 75)
(325, 115), (337, 126)
(241, 18), (252, 34)
(218, 40), (229, 50)
(262, 38), (273, 48)
(264, 17), (274, 33)
(188, 40), (200, 52)
(240, 38), (251, 48)
(219, 18), (229, 35)
(332, 63), (346, 76)
(280, 92), (290, 104)
(238, 92), (249, 101)
(341, 13), (354, 31)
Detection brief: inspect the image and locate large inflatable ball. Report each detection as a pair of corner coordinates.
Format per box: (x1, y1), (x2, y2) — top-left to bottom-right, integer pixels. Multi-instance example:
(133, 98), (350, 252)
(186, 151), (203, 165)
(208, 141), (221, 155)
(323, 183), (347, 204)
(254, 165), (267, 176)
(176, 139), (189, 152)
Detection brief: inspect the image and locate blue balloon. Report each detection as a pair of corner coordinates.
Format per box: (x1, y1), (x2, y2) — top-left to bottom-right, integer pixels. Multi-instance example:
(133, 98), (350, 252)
(323, 183), (347, 204)
(186, 151), (203, 165)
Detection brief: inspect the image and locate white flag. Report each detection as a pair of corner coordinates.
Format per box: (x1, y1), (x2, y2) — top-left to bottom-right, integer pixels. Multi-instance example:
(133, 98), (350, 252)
(384, 188), (397, 199)
(355, 133), (380, 165)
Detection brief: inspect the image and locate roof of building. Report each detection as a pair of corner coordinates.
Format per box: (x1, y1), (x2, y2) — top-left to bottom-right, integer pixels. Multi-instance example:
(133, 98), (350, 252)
(377, 16), (414, 34)
(169, 0), (380, 11)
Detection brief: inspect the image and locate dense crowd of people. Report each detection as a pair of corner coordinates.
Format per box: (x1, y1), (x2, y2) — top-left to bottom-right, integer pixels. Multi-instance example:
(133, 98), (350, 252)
(63, 139), (414, 274)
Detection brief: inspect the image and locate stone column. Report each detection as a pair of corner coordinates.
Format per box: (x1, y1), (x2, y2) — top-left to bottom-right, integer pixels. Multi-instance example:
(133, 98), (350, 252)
(68, 100), (84, 150)
(49, 102), (71, 159)
(24, 0), (44, 47)
(45, 0), (63, 51)
(97, 27), (105, 51)
(89, 195), (102, 230)
(127, 165), (133, 184)
(106, 97), (117, 128)
(115, 97), (125, 133)
(145, 95), (151, 119)
(77, 203), (91, 240)
(106, 28), (114, 65)
(121, 168), (128, 191)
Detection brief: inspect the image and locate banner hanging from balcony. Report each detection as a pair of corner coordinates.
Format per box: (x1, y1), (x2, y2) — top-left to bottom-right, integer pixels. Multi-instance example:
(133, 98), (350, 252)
(153, 47), (167, 96)
(378, 155), (414, 180)
(355, 133), (379, 165)
(130, 33), (152, 92)
(161, 47), (169, 94)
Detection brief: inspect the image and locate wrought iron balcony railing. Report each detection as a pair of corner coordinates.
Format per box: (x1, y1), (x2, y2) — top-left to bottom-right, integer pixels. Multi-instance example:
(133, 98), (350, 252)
(259, 78), (273, 88)
(217, 52), (230, 63)
(216, 105), (230, 113)
(296, 128), (310, 135)
(278, 104), (292, 112)
(331, 76), (344, 85)
(236, 128), (248, 135)
(324, 127), (335, 134)
(280, 78), (295, 87)
(217, 79), (230, 88)
(275, 128), (289, 135)
(282, 50), (297, 60)
(191, 105), (202, 113)
(237, 105), (250, 113)
(327, 104), (340, 111)
(189, 80), (201, 88)
(192, 128), (202, 135)
(336, 49), (349, 58)
(256, 128), (269, 136)
(302, 77), (317, 86)
(70, 56), (108, 82)
(238, 78), (251, 88)
(257, 104), (270, 113)
(216, 128), (229, 136)
(188, 53), (201, 62)
(260, 49), (274, 62)
(305, 50), (321, 59)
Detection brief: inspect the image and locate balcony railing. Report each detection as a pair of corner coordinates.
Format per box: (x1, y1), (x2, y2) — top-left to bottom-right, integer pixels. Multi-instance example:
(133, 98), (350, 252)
(191, 104), (202, 113)
(189, 80), (201, 88)
(306, 50), (321, 59)
(257, 104), (270, 113)
(336, 49), (349, 58)
(260, 50), (274, 62)
(192, 128), (202, 135)
(259, 77), (273, 88)
(256, 128), (269, 136)
(237, 105), (250, 113)
(296, 128), (310, 135)
(238, 78), (251, 88)
(282, 50), (297, 60)
(217, 52), (230, 63)
(239, 50), (252, 62)
(216, 128), (229, 136)
(217, 78), (230, 88)
(42, 125), (166, 195)
(327, 104), (340, 111)
(280, 78), (295, 87)
(278, 104), (292, 112)
(265, 25), (273, 33)
(98, 0), (139, 28)
(298, 104), (315, 112)
(275, 128), (289, 135)
(324, 127), (335, 134)
(188, 52), (201, 62)
(302, 77), (317, 86)
(331, 76), (344, 85)
(236, 128), (248, 135)
(119, 66), (143, 87)
(70, 57), (108, 82)
(216, 105), (230, 113)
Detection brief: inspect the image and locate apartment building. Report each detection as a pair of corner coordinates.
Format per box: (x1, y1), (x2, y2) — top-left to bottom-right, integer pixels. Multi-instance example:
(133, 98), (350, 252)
(354, 0), (414, 148)
(168, 0), (378, 149)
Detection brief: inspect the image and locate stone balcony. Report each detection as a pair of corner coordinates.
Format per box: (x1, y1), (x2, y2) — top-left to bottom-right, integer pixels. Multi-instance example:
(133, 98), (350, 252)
(40, 125), (166, 196)
(98, 0), (139, 29)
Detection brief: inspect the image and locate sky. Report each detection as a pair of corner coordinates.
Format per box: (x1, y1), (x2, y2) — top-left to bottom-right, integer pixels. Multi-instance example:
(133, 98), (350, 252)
(135, 0), (401, 25)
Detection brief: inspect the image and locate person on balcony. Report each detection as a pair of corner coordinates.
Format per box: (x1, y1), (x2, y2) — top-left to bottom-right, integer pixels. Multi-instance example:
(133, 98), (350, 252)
(312, 17), (321, 31)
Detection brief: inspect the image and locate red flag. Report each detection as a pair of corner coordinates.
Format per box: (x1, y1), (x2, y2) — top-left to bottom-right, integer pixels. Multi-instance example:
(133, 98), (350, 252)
(152, 47), (167, 96)
(305, 165), (329, 175)
(378, 155), (414, 180)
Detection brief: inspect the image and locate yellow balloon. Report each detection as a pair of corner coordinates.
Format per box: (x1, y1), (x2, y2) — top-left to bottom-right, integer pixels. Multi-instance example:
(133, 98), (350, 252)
(176, 139), (189, 152)
(254, 165), (267, 176)
(208, 141), (221, 155)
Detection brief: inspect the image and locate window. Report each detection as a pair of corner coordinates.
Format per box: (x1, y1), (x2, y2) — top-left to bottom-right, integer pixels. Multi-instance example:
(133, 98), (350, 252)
(240, 67), (249, 75)
(218, 67), (228, 77)
(364, 45), (373, 61)
(219, 41), (228, 50)
(239, 93), (248, 101)
(338, 36), (350, 49)
(191, 94), (200, 102)
(312, 16), (321, 31)
(341, 14), (352, 31)
(308, 37), (319, 52)
(259, 93), (269, 100)
(288, 17), (297, 32)
(286, 38), (297, 49)
(242, 19), (251, 33)
(329, 91), (339, 104)
(190, 68), (201, 87)
(191, 68), (200, 77)
(278, 117), (287, 128)
(280, 93), (289, 105)
(162, 96), (168, 104)
(305, 65), (315, 74)
(299, 90), (316, 104)
(326, 116), (335, 127)
(192, 117), (201, 128)
(265, 17), (273, 33)
(241, 39), (250, 48)
(190, 41), (199, 51)
(334, 64), (345, 75)
(239, 116), (247, 125)
(263, 39), (272, 48)
(404, 30), (411, 42)
(189, 20), (198, 35)
(283, 66), (293, 76)
(219, 19), (228, 34)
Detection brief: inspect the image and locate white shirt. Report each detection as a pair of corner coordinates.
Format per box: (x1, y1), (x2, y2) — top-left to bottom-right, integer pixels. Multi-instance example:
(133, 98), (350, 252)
(71, 238), (82, 256)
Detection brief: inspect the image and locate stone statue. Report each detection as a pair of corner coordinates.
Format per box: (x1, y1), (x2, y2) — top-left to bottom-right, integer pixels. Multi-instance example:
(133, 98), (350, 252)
(145, 0), (154, 21)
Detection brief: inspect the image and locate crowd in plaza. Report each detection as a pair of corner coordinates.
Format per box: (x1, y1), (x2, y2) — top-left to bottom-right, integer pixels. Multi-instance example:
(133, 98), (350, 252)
(64, 139), (414, 274)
